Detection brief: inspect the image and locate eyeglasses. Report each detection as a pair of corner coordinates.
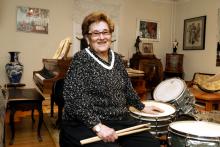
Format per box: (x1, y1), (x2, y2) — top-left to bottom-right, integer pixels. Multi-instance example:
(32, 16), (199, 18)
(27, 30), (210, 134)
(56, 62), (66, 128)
(88, 31), (111, 38)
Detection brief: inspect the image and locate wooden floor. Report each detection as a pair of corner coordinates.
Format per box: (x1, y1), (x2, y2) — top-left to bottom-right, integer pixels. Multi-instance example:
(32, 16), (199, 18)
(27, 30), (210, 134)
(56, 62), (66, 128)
(4, 104), (56, 147)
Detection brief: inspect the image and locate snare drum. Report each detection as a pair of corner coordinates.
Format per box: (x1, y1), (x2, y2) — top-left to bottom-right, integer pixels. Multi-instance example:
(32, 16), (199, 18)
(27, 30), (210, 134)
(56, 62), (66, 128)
(153, 78), (196, 116)
(129, 100), (176, 136)
(168, 121), (220, 147)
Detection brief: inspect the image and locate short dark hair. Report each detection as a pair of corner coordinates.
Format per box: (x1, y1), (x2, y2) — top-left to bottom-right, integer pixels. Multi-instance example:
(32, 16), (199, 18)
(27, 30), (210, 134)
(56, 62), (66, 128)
(81, 12), (114, 37)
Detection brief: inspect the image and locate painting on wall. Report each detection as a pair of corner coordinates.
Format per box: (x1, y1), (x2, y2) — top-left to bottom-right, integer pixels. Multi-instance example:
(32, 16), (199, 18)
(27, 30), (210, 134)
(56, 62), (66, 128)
(137, 19), (160, 41)
(140, 42), (153, 55)
(16, 6), (49, 34)
(183, 16), (206, 50)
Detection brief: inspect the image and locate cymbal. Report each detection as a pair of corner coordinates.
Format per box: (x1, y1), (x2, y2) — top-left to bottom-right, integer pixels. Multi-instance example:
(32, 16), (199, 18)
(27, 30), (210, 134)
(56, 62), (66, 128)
(206, 72), (220, 82)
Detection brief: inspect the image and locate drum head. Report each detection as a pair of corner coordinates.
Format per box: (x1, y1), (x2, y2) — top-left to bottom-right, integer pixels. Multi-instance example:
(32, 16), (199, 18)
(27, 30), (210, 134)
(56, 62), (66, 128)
(169, 121), (220, 137)
(153, 78), (186, 102)
(129, 100), (176, 118)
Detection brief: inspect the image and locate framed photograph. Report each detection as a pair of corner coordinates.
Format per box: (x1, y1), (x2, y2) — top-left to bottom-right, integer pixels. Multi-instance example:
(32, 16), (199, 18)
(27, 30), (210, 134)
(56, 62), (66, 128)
(183, 16), (206, 50)
(141, 42), (153, 54)
(137, 19), (160, 41)
(16, 6), (49, 34)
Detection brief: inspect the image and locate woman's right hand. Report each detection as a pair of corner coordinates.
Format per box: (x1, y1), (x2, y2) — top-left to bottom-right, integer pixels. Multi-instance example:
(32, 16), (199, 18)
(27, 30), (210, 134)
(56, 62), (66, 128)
(93, 123), (118, 142)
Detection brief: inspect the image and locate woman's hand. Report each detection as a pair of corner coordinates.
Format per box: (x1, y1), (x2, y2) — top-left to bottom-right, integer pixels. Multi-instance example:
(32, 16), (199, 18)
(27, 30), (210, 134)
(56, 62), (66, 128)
(141, 105), (164, 115)
(92, 123), (118, 142)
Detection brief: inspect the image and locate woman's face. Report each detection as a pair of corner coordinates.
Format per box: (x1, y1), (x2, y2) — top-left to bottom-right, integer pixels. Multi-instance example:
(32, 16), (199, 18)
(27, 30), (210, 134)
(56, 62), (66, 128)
(86, 21), (112, 54)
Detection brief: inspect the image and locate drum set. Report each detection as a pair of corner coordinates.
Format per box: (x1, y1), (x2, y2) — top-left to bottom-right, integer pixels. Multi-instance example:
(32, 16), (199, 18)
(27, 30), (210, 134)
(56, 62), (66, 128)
(129, 77), (220, 147)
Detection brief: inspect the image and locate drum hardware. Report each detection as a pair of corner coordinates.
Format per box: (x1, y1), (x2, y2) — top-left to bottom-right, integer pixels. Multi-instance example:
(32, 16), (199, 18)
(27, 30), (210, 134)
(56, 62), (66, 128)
(167, 132), (172, 146)
(185, 136), (191, 147)
(155, 117), (158, 136)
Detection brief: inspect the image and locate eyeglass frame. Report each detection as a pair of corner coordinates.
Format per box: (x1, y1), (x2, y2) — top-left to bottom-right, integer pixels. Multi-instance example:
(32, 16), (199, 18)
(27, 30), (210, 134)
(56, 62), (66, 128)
(88, 30), (112, 38)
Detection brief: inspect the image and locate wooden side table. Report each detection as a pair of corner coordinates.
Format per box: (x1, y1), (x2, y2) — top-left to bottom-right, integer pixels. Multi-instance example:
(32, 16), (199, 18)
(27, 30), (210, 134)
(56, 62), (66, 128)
(5, 83), (25, 89)
(190, 88), (220, 111)
(7, 88), (45, 145)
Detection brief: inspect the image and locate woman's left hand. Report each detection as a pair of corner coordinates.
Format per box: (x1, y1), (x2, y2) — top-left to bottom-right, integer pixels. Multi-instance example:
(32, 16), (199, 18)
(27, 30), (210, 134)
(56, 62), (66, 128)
(141, 105), (164, 115)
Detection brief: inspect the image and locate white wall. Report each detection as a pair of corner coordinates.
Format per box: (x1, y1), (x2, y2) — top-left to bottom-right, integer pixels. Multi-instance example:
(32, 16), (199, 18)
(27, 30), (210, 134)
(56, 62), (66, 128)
(119, 0), (173, 63)
(0, 0), (74, 87)
(3, 0), (220, 87)
(175, 0), (220, 80)
(0, 0), (173, 88)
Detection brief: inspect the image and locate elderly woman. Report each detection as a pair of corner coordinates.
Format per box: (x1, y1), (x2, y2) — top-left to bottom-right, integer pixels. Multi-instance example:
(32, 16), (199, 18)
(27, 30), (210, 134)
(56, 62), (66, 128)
(59, 12), (163, 147)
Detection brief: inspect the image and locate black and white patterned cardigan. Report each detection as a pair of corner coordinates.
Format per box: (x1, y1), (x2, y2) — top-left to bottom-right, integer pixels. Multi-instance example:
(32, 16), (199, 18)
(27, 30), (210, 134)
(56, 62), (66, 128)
(62, 48), (144, 128)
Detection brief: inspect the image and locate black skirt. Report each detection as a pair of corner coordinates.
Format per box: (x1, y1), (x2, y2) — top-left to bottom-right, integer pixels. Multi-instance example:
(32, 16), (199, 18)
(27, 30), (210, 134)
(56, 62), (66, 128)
(59, 117), (160, 147)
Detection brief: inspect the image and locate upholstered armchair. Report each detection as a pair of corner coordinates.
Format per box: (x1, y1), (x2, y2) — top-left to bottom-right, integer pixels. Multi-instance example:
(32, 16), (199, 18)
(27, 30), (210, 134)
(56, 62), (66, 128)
(188, 72), (220, 111)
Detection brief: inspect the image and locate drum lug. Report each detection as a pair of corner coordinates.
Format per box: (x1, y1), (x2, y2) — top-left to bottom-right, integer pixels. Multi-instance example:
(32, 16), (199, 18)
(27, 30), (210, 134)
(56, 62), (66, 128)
(167, 133), (172, 146)
(185, 136), (191, 147)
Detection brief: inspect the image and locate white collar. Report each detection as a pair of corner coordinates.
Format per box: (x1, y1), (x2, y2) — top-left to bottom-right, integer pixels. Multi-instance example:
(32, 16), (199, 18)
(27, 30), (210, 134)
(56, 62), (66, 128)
(85, 48), (115, 70)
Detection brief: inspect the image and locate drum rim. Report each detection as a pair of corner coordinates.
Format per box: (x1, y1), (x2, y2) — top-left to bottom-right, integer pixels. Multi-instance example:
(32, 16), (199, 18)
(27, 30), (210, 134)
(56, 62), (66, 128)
(129, 100), (176, 118)
(168, 121), (220, 141)
(130, 112), (176, 121)
(153, 78), (187, 102)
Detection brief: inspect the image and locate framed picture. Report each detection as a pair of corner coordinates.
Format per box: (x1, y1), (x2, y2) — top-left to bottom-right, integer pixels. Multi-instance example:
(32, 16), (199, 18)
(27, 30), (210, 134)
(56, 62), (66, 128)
(141, 42), (153, 55)
(137, 19), (160, 41)
(183, 16), (206, 50)
(16, 6), (49, 34)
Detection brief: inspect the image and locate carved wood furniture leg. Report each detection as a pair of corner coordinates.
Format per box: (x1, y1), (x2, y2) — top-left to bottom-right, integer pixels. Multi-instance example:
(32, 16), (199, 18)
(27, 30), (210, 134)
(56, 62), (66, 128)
(9, 108), (16, 145)
(205, 101), (212, 111)
(31, 109), (35, 124)
(50, 96), (54, 117)
(37, 102), (43, 142)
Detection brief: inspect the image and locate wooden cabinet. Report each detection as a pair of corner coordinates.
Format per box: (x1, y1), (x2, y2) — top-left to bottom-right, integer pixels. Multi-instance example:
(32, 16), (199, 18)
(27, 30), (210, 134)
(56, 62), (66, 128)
(130, 53), (163, 93)
(164, 53), (184, 79)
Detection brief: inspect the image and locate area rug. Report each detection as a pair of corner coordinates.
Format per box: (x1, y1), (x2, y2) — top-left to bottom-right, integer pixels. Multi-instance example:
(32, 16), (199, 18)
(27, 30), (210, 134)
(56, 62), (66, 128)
(44, 112), (60, 147)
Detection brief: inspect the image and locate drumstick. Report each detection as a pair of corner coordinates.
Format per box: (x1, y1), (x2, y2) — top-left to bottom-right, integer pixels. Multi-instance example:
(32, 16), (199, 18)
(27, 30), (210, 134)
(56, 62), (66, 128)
(116, 123), (150, 134)
(80, 123), (150, 145)
(80, 128), (150, 145)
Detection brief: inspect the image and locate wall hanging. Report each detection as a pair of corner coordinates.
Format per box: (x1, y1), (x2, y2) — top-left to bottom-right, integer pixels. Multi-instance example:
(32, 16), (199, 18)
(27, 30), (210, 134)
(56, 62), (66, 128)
(183, 16), (206, 50)
(136, 19), (160, 42)
(16, 6), (49, 34)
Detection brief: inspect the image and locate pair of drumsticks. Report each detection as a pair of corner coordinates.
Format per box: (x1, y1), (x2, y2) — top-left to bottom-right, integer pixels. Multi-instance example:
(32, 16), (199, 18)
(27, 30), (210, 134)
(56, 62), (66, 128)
(80, 123), (150, 145)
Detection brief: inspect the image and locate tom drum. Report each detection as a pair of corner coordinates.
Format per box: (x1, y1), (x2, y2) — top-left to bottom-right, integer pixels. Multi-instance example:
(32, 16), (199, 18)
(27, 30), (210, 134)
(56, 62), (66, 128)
(153, 78), (196, 116)
(129, 100), (176, 136)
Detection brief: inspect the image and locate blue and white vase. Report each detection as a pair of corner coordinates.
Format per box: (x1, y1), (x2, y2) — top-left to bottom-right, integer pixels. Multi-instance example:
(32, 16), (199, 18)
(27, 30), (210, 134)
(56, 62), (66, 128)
(5, 52), (23, 84)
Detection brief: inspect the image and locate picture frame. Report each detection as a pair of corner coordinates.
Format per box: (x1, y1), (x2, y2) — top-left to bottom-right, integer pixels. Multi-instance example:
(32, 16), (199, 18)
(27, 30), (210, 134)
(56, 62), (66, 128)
(137, 19), (160, 41)
(183, 16), (206, 50)
(141, 42), (154, 55)
(16, 6), (49, 34)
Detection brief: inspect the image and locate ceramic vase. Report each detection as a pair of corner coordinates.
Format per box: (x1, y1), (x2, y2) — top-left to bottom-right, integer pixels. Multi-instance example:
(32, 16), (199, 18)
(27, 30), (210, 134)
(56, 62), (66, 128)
(5, 52), (23, 84)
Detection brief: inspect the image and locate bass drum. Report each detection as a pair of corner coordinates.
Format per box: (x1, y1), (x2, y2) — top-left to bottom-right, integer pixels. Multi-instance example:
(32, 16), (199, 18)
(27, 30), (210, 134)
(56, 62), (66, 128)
(129, 100), (176, 136)
(168, 121), (220, 147)
(153, 78), (196, 116)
